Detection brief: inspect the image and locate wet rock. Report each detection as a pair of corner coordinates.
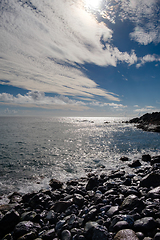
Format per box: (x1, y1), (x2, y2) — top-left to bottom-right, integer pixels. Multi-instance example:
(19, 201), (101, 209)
(120, 194), (144, 210)
(154, 232), (160, 240)
(41, 228), (55, 240)
(92, 225), (110, 240)
(128, 160), (141, 168)
(86, 176), (99, 190)
(8, 192), (22, 204)
(49, 179), (63, 190)
(147, 186), (160, 199)
(142, 154), (151, 162)
(14, 221), (41, 239)
(106, 206), (119, 218)
(61, 230), (71, 240)
(17, 231), (37, 240)
(45, 210), (57, 224)
(112, 220), (129, 232)
(73, 194), (84, 207)
(0, 210), (20, 235)
(134, 217), (157, 232)
(21, 211), (37, 222)
(54, 200), (73, 213)
(135, 231), (144, 240)
(120, 156), (129, 161)
(140, 171), (160, 187)
(151, 156), (160, 165)
(55, 220), (66, 234)
(114, 229), (139, 240)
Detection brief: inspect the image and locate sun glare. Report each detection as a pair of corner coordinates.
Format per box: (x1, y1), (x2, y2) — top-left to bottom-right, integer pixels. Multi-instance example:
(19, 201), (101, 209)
(85, 0), (101, 10)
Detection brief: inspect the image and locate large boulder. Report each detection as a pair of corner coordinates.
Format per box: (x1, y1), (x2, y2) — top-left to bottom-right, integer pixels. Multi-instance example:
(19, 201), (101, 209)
(114, 229), (139, 240)
(140, 171), (160, 187)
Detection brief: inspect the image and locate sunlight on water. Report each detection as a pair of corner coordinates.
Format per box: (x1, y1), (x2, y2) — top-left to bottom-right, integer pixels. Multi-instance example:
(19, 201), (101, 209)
(0, 116), (160, 199)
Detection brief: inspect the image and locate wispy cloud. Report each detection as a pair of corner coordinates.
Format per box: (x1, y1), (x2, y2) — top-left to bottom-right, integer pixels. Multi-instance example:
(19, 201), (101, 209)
(134, 105), (158, 113)
(89, 101), (127, 110)
(0, 0), (138, 102)
(118, 0), (160, 45)
(136, 54), (160, 68)
(0, 91), (88, 110)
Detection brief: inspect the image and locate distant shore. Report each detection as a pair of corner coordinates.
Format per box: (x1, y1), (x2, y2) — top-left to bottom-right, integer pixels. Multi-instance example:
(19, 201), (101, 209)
(0, 153), (160, 240)
(128, 112), (160, 133)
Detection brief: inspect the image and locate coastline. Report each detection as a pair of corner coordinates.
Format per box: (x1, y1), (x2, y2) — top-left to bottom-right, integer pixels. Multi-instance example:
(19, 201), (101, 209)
(0, 154), (160, 240)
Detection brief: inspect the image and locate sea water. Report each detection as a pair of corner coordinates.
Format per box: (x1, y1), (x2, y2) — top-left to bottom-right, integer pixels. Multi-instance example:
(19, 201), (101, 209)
(0, 116), (160, 202)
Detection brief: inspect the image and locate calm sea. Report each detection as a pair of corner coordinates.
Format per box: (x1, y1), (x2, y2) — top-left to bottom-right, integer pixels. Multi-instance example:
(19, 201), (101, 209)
(0, 116), (160, 202)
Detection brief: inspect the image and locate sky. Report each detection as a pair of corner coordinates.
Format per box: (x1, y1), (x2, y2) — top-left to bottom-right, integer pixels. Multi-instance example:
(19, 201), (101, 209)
(0, 0), (160, 117)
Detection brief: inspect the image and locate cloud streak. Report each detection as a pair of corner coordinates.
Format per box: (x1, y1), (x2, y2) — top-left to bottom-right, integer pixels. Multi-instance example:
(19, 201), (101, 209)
(0, 0), (138, 102)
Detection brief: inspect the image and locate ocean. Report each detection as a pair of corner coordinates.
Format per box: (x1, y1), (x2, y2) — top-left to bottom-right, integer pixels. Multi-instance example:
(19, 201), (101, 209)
(0, 116), (160, 203)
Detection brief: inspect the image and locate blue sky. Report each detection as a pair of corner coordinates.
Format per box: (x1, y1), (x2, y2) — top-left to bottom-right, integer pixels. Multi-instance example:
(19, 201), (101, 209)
(0, 0), (160, 117)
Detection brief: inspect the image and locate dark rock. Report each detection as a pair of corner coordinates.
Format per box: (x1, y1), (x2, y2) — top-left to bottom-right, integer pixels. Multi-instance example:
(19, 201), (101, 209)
(73, 194), (84, 207)
(112, 220), (129, 232)
(140, 171), (160, 187)
(0, 210), (20, 235)
(114, 229), (139, 240)
(45, 210), (57, 224)
(134, 217), (157, 232)
(55, 220), (66, 233)
(154, 232), (160, 240)
(17, 231), (37, 240)
(14, 221), (41, 239)
(109, 170), (125, 179)
(86, 176), (99, 190)
(54, 200), (73, 213)
(120, 194), (144, 210)
(92, 225), (110, 240)
(41, 228), (55, 240)
(61, 230), (71, 240)
(147, 186), (160, 199)
(128, 160), (141, 168)
(106, 206), (119, 218)
(120, 156), (129, 161)
(8, 192), (22, 204)
(21, 211), (37, 222)
(135, 232), (144, 240)
(49, 179), (63, 190)
(151, 156), (160, 165)
(84, 208), (98, 222)
(142, 155), (151, 162)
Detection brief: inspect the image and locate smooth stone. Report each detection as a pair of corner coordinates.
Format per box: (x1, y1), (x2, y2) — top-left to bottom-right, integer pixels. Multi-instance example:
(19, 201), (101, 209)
(92, 225), (110, 240)
(61, 230), (71, 240)
(17, 231), (37, 240)
(21, 211), (37, 221)
(55, 220), (66, 233)
(54, 200), (73, 213)
(49, 179), (63, 190)
(73, 194), (84, 206)
(147, 186), (160, 198)
(41, 229), (55, 240)
(106, 206), (119, 217)
(134, 217), (157, 232)
(135, 232), (144, 240)
(0, 210), (20, 233)
(142, 155), (151, 162)
(128, 160), (141, 168)
(86, 176), (99, 190)
(14, 221), (41, 239)
(113, 220), (129, 232)
(154, 232), (160, 240)
(114, 229), (139, 240)
(120, 194), (142, 210)
(45, 210), (56, 224)
(140, 171), (160, 187)
(120, 157), (129, 161)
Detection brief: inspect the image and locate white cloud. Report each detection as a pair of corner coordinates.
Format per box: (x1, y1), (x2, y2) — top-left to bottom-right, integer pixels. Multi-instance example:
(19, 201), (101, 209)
(0, 91), (88, 110)
(0, 0), (137, 102)
(134, 105), (157, 113)
(90, 101), (127, 109)
(136, 54), (160, 68)
(118, 0), (160, 45)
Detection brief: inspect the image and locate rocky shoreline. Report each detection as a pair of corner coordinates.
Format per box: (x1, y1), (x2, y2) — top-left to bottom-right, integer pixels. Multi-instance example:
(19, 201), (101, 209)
(128, 112), (160, 133)
(0, 154), (160, 240)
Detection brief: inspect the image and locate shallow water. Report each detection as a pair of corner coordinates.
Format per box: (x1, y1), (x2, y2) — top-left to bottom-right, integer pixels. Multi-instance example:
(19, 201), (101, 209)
(0, 116), (160, 200)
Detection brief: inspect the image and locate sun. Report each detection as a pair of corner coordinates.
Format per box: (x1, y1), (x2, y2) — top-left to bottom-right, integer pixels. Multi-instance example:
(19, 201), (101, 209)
(85, 0), (101, 10)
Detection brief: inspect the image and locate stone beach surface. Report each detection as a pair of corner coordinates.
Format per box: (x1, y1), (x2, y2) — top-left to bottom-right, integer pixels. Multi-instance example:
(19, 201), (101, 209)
(0, 154), (160, 240)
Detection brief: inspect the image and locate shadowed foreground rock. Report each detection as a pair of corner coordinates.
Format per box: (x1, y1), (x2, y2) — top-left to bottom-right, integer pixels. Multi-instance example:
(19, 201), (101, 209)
(0, 154), (160, 239)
